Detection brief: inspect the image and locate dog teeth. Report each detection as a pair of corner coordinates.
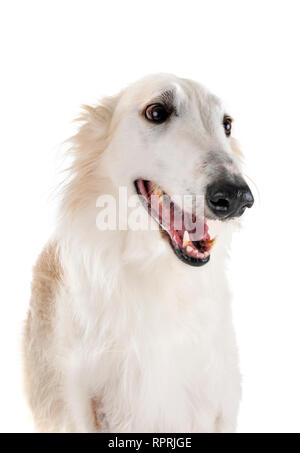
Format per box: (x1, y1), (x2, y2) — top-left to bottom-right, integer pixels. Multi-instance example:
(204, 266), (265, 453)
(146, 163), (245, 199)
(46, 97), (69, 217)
(151, 183), (163, 196)
(183, 231), (191, 247)
(185, 246), (210, 260)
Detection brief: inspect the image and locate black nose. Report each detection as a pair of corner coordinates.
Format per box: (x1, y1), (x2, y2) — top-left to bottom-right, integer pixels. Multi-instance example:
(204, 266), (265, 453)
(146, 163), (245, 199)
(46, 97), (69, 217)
(206, 179), (254, 218)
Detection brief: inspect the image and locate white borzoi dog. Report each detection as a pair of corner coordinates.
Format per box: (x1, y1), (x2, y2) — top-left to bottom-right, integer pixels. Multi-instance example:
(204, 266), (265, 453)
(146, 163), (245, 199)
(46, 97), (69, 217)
(23, 73), (254, 433)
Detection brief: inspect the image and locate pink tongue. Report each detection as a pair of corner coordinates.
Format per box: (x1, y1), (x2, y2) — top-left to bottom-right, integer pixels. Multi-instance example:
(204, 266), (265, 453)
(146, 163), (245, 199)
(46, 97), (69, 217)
(136, 181), (209, 249)
(169, 209), (208, 242)
(150, 195), (208, 243)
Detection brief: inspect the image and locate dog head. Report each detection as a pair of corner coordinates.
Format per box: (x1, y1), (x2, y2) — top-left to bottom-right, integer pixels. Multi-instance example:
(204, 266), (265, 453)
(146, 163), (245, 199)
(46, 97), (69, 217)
(68, 74), (254, 267)
(102, 74), (254, 266)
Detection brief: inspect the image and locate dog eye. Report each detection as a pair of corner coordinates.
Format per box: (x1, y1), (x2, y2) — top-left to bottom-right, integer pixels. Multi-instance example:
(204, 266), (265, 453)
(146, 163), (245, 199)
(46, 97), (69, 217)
(144, 104), (169, 124)
(223, 116), (232, 136)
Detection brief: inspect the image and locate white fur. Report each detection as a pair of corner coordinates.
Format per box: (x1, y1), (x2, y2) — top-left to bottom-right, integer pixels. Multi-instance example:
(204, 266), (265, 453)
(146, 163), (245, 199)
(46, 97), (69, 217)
(26, 74), (245, 433)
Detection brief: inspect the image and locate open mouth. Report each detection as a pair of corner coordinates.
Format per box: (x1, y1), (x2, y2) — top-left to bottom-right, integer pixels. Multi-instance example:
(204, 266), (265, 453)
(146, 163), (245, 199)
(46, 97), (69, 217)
(135, 180), (214, 267)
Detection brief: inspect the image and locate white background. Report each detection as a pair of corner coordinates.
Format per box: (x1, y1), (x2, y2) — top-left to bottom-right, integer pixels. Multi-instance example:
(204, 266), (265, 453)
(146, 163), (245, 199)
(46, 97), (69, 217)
(1, 0), (300, 433)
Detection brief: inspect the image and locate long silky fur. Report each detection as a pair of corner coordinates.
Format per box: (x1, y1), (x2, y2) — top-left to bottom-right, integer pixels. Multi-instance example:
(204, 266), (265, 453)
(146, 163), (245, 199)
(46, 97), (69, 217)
(23, 74), (243, 433)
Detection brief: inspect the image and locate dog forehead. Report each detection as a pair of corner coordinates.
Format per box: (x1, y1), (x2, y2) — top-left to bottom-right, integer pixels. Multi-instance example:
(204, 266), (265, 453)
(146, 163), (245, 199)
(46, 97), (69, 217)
(120, 75), (185, 107)
(119, 74), (223, 117)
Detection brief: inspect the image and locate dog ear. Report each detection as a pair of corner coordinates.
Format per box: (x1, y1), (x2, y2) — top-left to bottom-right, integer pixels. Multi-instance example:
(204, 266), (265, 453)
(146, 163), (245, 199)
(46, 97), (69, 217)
(92, 93), (121, 126)
(83, 93), (121, 128)
(60, 92), (122, 219)
(75, 92), (122, 148)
